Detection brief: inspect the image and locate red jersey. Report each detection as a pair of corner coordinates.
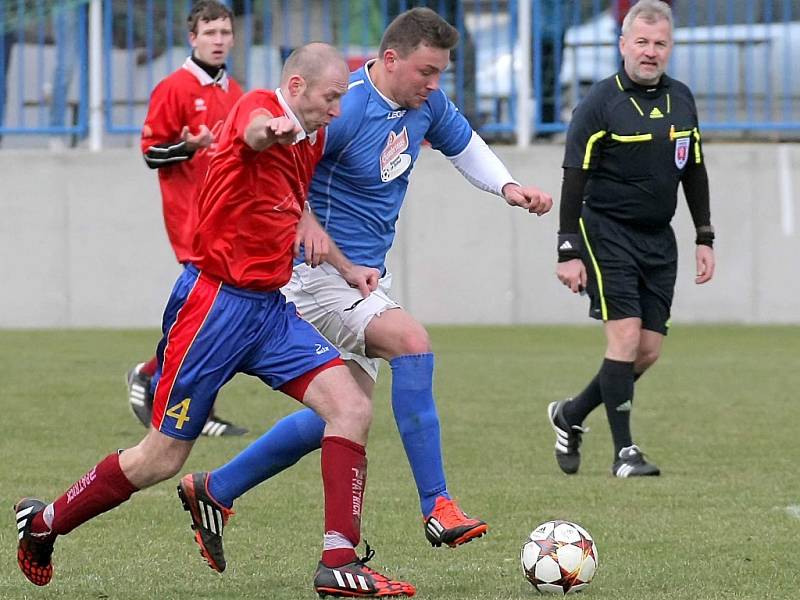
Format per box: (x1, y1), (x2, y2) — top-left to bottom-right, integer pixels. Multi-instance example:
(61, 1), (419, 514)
(141, 58), (244, 262)
(190, 89), (326, 291)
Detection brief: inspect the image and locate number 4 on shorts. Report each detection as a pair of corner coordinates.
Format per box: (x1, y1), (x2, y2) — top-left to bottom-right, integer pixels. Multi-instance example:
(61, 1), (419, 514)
(166, 398), (192, 429)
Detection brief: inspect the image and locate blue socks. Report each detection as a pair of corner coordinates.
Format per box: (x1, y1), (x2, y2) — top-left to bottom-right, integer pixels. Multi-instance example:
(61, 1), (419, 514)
(207, 352), (449, 517)
(390, 353), (448, 516)
(207, 408), (324, 508)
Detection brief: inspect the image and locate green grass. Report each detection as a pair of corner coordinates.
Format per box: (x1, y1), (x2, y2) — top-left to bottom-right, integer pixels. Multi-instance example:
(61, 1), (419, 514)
(1, 326), (799, 599)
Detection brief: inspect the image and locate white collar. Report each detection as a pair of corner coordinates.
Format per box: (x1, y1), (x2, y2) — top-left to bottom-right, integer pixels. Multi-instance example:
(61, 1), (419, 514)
(275, 88), (318, 144)
(364, 59), (400, 109)
(182, 57), (230, 91)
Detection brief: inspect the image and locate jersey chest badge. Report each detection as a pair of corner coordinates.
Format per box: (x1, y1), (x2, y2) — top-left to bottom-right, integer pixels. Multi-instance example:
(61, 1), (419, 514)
(194, 98), (207, 112)
(380, 126), (411, 182)
(674, 137), (690, 169)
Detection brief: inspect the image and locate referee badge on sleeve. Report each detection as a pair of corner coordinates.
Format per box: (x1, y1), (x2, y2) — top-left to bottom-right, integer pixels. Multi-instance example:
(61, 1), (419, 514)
(674, 137), (690, 169)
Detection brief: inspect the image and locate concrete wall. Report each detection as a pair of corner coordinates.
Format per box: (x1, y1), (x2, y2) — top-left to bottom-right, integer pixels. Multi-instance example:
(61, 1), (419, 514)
(1, 143), (797, 327)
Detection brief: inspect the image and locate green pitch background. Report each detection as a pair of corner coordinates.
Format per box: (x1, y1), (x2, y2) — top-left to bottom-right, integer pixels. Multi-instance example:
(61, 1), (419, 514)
(1, 326), (798, 599)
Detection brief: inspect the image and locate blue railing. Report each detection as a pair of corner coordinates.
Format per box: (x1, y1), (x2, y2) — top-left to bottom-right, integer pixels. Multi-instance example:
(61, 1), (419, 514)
(0, 0), (89, 137)
(1, 0), (798, 143)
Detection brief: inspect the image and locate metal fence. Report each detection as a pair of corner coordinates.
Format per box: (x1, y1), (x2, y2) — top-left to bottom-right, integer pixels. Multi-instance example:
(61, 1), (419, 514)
(1, 0), (798, 146)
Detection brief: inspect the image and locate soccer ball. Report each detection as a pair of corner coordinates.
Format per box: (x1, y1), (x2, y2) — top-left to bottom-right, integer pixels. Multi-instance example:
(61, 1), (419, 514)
(520, 520), (598, 595)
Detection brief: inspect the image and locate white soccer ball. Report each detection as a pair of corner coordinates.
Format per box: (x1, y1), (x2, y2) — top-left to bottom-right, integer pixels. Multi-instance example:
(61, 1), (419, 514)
(520, 520), (598, 595)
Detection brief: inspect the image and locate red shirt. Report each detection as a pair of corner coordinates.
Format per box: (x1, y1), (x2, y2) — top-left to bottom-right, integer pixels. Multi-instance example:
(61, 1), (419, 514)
(191, 89), (326, 291)
(141, 58), (244, 262)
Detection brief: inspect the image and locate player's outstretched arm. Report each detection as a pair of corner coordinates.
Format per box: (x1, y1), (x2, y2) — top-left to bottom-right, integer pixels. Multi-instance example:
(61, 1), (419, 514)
(447, 131), (552, 215)
(244, 110), (301, 151)
(502, 183), (553, 216)
(325, 243), (380, 299)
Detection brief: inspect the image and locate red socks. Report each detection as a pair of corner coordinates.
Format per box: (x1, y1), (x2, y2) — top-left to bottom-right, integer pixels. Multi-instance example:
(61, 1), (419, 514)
(320, 436), (367, 567)
(141, 356), (158, 377)
(32, 453), (138, 537)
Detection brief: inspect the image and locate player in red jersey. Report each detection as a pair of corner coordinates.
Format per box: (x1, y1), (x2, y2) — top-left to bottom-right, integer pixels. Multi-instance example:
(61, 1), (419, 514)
(127, 0), (246, 437)
(15, 42), (415, 598)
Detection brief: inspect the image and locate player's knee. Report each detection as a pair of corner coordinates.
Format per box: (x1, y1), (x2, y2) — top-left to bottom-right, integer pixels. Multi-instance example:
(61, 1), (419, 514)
(331, 388), (372, 434)
(395, 325), (431, 355)
(121, 439), (187, 487)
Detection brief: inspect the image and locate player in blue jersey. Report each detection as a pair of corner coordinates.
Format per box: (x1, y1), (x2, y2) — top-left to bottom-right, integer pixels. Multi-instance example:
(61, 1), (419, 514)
(176, 7), (552, 574)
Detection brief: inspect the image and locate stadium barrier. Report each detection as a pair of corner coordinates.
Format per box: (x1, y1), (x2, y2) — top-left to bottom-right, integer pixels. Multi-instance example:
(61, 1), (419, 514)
(1, 142), (798, 327)
(1, 0), (798, 146)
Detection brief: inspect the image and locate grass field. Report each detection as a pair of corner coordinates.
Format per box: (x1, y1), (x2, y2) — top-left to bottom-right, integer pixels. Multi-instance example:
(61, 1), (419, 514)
(1, 325), (799, 599)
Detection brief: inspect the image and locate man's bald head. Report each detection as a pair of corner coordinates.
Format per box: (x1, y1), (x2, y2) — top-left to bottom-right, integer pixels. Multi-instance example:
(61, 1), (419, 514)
(280, 42), (348, 88)
(279, 42), (350, 133)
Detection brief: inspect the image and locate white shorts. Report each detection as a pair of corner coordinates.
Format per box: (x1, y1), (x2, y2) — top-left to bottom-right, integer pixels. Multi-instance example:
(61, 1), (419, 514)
(282, 263), (402, 381)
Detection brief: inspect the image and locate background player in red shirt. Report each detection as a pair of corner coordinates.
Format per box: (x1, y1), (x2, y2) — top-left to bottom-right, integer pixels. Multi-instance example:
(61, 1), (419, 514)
(14, 42), (415, 598)
(128, 0), (246, 437)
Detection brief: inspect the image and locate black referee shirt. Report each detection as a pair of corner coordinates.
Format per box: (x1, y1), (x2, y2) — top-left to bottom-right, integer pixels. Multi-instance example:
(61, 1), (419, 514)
(563, 68), (704, 229)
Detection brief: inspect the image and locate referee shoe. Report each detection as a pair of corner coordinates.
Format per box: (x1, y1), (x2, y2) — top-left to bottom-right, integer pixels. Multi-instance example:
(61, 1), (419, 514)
(612, 445), (661, 478)
(547, 400), (588, 475)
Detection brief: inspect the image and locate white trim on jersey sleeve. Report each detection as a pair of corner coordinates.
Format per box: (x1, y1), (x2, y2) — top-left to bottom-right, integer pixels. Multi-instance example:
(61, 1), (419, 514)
(446, 131), (518, 197)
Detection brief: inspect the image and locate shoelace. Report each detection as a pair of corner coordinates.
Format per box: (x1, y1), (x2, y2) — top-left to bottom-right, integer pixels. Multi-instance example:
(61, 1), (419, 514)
(435, 499), (468, 526)
(358, 541), (375, 565)
(568, 424), (589, 446)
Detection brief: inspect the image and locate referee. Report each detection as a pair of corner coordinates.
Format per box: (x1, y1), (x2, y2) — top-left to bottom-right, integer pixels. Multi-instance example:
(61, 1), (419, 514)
(548, 0), (715, 478)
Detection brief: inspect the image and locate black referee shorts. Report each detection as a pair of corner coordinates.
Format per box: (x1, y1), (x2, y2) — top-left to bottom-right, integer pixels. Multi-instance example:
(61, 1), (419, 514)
(579, 206), (677, 335)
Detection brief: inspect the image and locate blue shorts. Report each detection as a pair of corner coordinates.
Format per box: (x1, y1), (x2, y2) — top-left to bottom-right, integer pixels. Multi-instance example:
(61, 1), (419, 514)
(151, 264), (340, 440)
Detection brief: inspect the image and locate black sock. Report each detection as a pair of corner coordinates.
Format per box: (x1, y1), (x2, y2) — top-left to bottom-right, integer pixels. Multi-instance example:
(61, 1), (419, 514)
(562, 372), (603, 426)
(598, 358), (635, 459)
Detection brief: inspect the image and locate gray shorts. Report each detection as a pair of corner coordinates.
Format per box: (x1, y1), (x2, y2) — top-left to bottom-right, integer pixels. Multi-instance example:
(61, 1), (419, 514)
(282, 263), (401, 380)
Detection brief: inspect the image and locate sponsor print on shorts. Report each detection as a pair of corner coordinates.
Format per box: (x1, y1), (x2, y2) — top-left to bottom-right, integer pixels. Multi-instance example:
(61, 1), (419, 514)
(380, 126), (411, 182)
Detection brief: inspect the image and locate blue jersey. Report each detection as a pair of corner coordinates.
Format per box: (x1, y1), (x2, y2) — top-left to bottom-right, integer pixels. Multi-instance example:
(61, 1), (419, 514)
(307, 62), (473, 272)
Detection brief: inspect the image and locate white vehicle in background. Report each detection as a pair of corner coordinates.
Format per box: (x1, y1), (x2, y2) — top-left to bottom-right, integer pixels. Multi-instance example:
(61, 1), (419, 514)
(559, 10), (800, 124)
(469, 8), (800, 131)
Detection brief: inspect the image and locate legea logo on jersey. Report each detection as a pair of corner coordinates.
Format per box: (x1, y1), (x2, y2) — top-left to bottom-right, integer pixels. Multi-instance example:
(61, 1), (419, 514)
(194, 98), (207, 112)
(380, 127), (411, 182)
